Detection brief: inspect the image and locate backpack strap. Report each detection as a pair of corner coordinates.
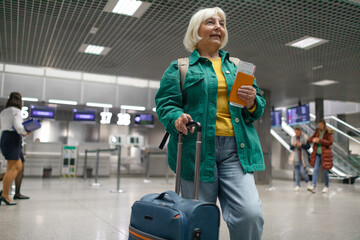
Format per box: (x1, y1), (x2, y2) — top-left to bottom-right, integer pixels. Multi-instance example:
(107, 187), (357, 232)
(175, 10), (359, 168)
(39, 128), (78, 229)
(178, 56), (241, 91)
(178, 58), (189, 91)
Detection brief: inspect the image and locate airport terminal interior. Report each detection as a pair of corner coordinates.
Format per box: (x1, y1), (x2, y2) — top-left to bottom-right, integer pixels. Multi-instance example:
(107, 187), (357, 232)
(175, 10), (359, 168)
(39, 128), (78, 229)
(0, 0), (360, 239)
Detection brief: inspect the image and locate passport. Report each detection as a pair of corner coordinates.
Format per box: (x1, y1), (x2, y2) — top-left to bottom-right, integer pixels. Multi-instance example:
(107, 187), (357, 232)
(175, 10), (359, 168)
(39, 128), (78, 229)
(228, 61), (256, 108)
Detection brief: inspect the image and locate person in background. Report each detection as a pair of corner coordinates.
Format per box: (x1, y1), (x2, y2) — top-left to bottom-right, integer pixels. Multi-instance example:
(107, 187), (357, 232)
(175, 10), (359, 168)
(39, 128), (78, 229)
(290, 126), (311, 191)
(0, 92), (31, 205)
(308, 119), (334, 193)
(0, 148), (30, 200)
(155, 7), (265, 240)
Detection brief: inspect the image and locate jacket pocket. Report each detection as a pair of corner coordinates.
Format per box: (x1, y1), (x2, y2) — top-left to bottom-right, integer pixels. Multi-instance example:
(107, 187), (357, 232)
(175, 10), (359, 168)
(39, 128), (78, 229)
(182, 74), (204, 116)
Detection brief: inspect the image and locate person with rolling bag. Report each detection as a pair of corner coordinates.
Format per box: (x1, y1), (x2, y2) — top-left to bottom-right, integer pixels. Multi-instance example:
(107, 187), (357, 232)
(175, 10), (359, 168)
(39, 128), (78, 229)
(129, 122), (220, 240)
(153, 7), (266, 240)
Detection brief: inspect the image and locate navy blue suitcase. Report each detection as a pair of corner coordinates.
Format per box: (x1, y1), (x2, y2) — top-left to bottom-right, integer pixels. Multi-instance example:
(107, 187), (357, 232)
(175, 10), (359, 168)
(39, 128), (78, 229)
(129, 122), (220, 240)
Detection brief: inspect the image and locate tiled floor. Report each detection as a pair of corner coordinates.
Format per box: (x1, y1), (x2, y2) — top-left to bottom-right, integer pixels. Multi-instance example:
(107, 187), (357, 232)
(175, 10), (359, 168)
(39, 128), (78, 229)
(0, 177), (359, 240)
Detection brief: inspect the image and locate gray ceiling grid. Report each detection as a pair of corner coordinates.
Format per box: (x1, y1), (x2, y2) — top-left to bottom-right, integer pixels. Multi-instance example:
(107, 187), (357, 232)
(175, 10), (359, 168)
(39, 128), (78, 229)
(0, 0), (359, 106)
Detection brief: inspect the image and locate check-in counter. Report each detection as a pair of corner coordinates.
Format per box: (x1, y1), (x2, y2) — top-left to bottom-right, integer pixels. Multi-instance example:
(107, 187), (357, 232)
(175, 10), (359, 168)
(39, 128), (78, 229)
(146, 146), (172, 177)
(77, 143), (111, 177)
(24, 142), (63, 177)
(120, 145), (145, 174)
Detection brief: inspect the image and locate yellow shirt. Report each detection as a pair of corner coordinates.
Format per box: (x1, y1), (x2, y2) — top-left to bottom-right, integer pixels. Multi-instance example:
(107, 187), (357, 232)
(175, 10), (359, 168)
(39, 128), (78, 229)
(210, 58), (234, 136)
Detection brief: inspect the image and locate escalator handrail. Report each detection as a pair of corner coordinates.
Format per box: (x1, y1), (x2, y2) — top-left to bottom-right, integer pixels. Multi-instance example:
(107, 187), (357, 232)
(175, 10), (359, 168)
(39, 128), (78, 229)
(310, 114), (360, 144)
(326, 116), (360, 135)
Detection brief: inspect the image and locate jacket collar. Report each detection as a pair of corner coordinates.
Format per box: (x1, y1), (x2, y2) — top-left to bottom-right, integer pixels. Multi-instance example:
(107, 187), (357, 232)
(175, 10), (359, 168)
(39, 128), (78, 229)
(189, 49), (230, 65)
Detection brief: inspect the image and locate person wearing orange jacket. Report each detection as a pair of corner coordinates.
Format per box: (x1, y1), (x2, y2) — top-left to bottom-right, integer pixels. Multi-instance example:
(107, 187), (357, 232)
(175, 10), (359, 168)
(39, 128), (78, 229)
(308, 119), (334, 193)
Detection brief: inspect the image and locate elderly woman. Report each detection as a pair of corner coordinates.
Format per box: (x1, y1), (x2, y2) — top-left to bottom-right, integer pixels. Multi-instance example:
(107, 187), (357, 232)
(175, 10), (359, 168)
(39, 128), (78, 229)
(155, 7), (265, 239)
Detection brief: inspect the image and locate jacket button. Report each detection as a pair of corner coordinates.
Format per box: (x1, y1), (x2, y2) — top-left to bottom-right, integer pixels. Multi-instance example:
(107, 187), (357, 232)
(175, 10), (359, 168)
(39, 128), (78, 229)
(225, 70), (230, 74)
(240, 143), (245, 148)
(235, 118), (239, 123)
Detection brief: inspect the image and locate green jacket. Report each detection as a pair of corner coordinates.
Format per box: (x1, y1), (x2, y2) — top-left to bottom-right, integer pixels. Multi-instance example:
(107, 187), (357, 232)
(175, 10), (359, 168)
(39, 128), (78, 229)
(155, 49), (266, 182)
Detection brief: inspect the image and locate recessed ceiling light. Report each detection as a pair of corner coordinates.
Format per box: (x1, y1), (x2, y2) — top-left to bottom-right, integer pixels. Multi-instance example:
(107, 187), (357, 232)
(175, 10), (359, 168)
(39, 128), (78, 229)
(103, 0), (151, 18)
(78, 44), (112, 56)
(85, 45), (104, 55)
(286, 36), (329, 50)
(89, 27), (99, 34)
(312, 65), (323, 70)
(311, 80), (338, 86)
(113, 0), (142, 16)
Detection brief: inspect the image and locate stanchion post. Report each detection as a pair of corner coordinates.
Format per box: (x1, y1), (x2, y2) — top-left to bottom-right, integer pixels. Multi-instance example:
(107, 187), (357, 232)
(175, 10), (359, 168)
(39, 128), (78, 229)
(111, 145), (125, 193)
(145, 149), (151, 180)
(165, 152), (169, 184)
(116, 146), (121, 190)
(83, 150), (88, 180)
(268, 152), (273, 188)
(91, 149), (101, 187)
(95, 149), (99, 184)
(266, 152), (275, 191)
(143, 149), (152, 183)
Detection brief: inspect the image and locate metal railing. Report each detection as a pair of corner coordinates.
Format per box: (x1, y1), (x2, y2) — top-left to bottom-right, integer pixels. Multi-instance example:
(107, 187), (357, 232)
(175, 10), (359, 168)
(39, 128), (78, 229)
(83, 146), (125, 193)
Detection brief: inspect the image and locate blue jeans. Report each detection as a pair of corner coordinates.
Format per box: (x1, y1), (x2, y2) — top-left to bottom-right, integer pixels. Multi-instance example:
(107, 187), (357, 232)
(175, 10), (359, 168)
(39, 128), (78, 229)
(180, 136), (264, 240)
(312, 154), (329, 187)
(294, 164), (309, 186)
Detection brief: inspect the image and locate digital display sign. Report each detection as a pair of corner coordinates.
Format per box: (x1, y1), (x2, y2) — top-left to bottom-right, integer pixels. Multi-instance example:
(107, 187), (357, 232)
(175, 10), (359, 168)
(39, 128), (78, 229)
(271, 110), (282, 127)
(134, 114), (154, 126)
(73, 110), (96, 121)
(30, 106), (56, 119)
(287, 104), (310, 125)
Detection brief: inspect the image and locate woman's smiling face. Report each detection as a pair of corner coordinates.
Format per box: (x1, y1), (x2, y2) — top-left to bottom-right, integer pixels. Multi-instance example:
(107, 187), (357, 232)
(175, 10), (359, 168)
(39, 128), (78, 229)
(197, 14), (226, 51)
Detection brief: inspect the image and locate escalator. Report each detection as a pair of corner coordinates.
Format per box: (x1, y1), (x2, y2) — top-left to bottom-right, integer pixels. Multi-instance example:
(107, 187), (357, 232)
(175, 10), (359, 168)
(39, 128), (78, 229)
(271, 115), (360, 183)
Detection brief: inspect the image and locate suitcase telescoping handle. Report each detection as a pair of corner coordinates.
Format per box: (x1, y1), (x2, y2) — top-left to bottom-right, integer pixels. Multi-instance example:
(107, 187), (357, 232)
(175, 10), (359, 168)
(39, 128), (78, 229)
(175, 121), (202, 200)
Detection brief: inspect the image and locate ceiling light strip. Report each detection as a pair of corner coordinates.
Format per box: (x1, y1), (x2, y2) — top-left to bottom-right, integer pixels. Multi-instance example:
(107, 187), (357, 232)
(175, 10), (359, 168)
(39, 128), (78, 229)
(22, 97), (39, 102)
(120, 105), (146, 111)
(49, 99), (78, 105)
(86, 102), (113, 108)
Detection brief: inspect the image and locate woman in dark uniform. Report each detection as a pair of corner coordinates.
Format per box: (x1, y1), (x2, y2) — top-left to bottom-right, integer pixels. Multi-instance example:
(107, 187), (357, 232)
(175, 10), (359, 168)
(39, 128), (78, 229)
(0, 92), (30, 205)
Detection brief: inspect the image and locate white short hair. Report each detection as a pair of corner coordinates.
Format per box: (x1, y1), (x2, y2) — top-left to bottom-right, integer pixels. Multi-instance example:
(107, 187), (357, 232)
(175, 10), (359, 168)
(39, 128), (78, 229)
(183, 7), (228, 52)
